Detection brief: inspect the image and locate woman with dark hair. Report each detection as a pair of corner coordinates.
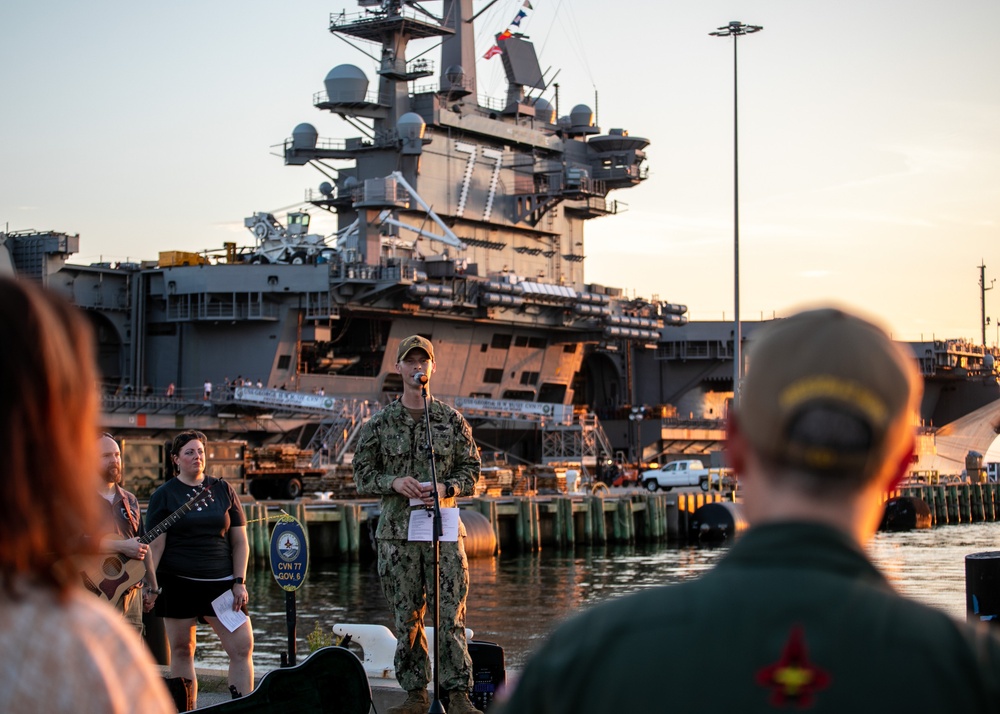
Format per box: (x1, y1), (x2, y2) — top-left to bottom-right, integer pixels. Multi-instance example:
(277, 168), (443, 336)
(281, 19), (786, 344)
(0, 277), (172, 713)
(147, 429), (254, 708)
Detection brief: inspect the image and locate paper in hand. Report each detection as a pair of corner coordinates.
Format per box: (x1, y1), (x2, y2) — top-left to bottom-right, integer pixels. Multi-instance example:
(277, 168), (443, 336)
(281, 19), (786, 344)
(212, 588), (249, 632)
(407, 507), (460, 542)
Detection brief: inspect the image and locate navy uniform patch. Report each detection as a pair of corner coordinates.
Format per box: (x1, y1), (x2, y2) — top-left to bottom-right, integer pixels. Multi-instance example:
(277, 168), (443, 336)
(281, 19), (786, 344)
(755, 625), (830, 708)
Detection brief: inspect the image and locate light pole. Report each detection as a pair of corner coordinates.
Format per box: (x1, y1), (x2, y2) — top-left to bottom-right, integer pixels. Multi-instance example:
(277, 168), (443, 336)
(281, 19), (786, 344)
(710, 20), (762, 406)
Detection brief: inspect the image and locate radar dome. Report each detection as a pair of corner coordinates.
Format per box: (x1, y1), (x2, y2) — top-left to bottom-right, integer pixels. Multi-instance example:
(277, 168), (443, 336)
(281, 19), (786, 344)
(532, 98), (555, 124)
(291, 123), (318, 150)
(319, 181), (334, 197)
(570, 104), (594, 130)
(445, 65), (465, 87)
(985, 353), (996, 372)
(343, 176), (359, 190)
(397, 112), (426, 141)
(398, 112), (428, 155)
(324, 64), (368, 102)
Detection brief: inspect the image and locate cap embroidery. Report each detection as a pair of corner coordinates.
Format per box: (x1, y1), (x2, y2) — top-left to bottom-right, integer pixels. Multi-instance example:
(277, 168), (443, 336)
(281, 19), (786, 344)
(779, 375), (887, 426)
(755, 625), (830, 708)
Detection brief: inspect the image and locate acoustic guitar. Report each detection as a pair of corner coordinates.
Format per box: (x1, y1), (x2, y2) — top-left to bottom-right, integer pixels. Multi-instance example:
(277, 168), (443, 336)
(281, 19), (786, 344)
(197, 645), (373, 714)
(80, 485), (213, 606)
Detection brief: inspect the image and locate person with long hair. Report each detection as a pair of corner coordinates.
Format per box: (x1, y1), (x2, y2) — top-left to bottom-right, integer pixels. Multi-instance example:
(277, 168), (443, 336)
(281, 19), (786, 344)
(0, 277), (172, 714)
(147, 429), (254, 708)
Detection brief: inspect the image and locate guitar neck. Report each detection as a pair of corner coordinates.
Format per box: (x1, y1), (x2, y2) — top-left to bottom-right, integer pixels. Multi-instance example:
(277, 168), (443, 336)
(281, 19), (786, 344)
(141, 485), (210, 544)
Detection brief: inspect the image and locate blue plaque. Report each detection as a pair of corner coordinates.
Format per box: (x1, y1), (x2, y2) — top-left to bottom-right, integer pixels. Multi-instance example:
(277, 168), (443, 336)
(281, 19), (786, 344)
(270, 517), (309, 591)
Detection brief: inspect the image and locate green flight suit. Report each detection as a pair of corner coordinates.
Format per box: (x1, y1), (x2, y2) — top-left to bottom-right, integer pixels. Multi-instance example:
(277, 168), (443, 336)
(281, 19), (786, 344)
(501, 522), (1000, 713)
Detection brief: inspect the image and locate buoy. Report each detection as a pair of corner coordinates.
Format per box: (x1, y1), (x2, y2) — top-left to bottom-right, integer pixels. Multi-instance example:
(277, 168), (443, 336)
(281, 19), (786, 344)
(880, 496), (932, 531)
(689, 501), (747, 543)
(460, 508), (497, 558)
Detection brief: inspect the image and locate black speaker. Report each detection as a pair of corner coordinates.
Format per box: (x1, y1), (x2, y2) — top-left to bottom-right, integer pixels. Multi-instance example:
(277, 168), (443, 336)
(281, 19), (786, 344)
(468, 640), (506, 711)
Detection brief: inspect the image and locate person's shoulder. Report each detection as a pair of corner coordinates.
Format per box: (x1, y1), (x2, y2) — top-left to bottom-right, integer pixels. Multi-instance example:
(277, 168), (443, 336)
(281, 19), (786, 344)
(64, 591), (176, 710)
(430, 398), (462, 419)
(368, 400), (407, 427)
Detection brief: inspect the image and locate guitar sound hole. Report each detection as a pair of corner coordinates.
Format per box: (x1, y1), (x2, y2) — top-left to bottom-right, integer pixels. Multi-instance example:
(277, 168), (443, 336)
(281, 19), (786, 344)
(101, 557), (124, 578)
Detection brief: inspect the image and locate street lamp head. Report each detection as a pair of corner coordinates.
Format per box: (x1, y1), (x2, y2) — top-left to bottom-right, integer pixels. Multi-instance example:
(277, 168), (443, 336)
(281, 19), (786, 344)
(709, 21), (763, 38)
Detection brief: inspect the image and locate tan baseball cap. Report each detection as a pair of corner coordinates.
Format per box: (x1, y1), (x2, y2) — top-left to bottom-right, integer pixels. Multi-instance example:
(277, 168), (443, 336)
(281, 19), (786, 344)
(738, 307), (921, 474)
(397, 335), (435, 363)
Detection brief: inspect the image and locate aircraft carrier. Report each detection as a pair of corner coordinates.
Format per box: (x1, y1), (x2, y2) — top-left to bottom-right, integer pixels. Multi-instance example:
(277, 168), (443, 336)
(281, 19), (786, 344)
(2, 0), (997, 490)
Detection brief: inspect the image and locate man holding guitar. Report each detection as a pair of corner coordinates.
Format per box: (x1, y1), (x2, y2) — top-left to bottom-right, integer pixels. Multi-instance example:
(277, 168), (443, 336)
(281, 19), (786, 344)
(96, 433), (159, 632)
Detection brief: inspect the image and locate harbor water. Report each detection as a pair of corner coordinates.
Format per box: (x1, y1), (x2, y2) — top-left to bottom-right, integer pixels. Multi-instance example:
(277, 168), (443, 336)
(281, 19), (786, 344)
(192, 521), (1000, 672)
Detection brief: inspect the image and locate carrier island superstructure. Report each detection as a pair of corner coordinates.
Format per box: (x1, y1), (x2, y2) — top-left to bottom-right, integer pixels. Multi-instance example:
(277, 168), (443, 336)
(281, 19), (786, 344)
(1, 0), (684, 470)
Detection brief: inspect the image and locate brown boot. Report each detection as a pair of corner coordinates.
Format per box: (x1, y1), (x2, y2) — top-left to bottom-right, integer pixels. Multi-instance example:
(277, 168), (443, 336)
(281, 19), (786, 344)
(387, 688), (430, 714)
(445, 690), (484, 714)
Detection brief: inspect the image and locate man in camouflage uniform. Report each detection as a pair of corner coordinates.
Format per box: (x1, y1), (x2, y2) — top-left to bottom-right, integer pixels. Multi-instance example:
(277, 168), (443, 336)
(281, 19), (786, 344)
(354, 335), (482, 714)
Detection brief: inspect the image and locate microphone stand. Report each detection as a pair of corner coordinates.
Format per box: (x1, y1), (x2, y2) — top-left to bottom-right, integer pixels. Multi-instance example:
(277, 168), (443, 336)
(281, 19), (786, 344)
(420, 378), (446, 714)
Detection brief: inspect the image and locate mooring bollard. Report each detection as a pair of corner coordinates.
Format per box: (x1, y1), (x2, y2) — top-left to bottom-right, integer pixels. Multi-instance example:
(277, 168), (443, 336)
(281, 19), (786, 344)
(966, 551), (1000, 624)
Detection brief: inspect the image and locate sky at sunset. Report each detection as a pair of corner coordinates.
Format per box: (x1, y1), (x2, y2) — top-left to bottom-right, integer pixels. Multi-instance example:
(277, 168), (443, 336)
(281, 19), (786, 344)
(2, 0), (998, 342)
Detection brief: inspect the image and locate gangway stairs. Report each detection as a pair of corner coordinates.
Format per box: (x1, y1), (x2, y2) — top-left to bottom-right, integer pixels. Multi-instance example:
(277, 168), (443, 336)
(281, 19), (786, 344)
(306, 398), (372, 467)
(541, 412), (614, 480)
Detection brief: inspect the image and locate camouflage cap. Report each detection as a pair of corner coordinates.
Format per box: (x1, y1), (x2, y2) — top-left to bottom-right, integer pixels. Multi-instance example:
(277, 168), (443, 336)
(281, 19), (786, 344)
(738, 307), (921, 474)
(396, 335), (435, 363)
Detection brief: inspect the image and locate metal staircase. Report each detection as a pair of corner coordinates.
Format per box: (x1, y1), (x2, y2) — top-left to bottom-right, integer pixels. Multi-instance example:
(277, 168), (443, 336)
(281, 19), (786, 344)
(305, 399), (373, 466)
(540, 411), (614, 478)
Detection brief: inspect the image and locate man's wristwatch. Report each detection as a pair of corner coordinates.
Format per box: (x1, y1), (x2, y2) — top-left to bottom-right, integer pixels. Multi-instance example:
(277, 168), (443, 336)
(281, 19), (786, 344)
(232, 577), (245, 585)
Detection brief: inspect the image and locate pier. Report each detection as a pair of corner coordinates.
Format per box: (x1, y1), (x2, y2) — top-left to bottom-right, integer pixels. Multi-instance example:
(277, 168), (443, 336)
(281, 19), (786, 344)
(892, 482), (1000, 527)
(240, 490), (733, 565)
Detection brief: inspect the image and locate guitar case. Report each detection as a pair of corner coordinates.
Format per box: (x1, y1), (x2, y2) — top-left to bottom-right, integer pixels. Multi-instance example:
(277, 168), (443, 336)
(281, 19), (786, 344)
(198, 646), (372, 714)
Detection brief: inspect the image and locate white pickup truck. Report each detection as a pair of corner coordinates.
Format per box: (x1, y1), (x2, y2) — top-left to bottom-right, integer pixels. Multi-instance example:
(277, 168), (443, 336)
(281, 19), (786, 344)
(641, 459), (711, 492)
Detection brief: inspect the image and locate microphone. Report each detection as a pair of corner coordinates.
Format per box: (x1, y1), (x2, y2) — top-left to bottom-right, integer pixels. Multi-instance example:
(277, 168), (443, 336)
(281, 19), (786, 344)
(414, 372), (429, 385)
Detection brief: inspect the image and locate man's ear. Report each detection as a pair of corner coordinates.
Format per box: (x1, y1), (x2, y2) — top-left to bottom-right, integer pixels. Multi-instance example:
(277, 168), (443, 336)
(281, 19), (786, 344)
(726, 412), (747, 476)
(884, 436), (915, 493)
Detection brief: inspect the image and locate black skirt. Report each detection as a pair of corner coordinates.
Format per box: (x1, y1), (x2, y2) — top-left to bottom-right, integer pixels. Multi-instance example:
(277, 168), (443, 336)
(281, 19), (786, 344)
(155, 572), (249, 620)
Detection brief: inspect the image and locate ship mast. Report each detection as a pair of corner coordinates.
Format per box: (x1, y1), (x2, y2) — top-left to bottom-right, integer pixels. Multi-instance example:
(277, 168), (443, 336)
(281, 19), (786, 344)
(981, 262), (994, 348)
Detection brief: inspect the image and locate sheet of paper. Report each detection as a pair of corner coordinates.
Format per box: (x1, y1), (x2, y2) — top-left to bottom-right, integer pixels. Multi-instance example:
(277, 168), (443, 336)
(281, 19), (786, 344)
(407, 507), (460, 542)
(408, 481), (433, 506)
(211, 588), (249, 632)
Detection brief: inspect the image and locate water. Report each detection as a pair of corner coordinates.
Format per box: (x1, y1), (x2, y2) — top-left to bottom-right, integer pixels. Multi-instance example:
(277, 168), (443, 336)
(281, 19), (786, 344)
(193, 522), (1000, 672)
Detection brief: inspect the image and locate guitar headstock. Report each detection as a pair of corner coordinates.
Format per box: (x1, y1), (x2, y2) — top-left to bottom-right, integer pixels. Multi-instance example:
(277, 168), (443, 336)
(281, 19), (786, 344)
(188, 484), (216, 512)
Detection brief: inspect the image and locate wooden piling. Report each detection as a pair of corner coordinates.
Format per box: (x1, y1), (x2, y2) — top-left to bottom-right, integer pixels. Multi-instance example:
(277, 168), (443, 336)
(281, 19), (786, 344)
(518, 497), (540, 551)
(947, 486), (960, 524)
(971, 484), (985, 523)
(514, 496), (530, 553)
(655, 494), (668, 540)
(934, 486), (947, 525)
(561, 498), (576, 547)
(582, 496), (594, 545)
(553, 497), (566, 548)
(958, 485), (971, 523)
(476, 499), (501, 555)
(590, 495), (607, 544)
(614, 498), (634, 543)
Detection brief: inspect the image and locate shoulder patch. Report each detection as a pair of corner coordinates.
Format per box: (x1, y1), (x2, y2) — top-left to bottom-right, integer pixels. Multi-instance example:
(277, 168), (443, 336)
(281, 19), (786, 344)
(755, 625), (830, 708)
